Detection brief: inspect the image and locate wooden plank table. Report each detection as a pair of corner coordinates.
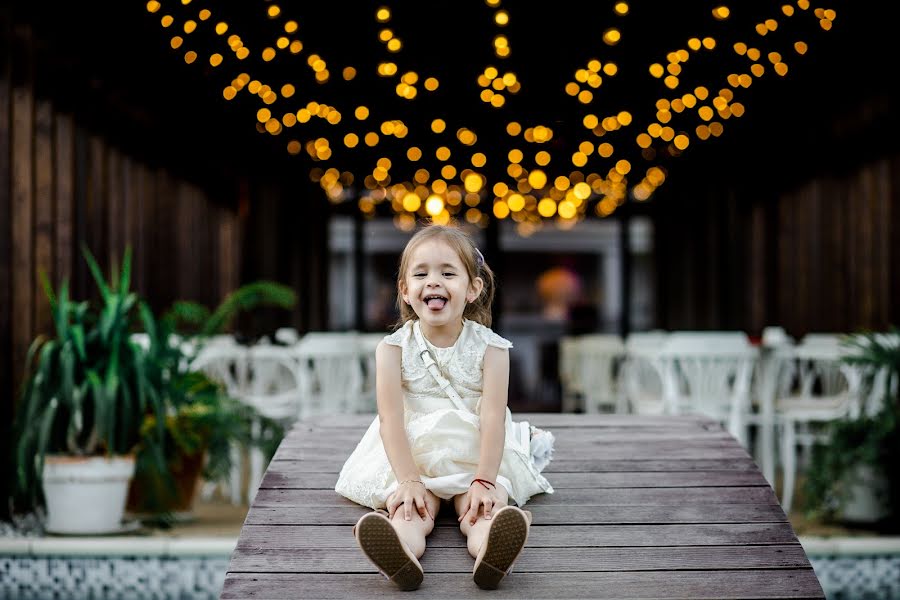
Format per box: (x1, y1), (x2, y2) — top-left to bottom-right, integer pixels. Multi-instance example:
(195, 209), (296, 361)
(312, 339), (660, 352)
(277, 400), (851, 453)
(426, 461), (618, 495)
(222, 413), (825, 599)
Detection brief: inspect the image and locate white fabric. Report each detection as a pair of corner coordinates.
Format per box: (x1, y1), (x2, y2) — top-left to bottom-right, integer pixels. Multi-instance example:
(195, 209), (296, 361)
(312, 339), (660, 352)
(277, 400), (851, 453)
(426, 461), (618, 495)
(334, 319), (555, 509)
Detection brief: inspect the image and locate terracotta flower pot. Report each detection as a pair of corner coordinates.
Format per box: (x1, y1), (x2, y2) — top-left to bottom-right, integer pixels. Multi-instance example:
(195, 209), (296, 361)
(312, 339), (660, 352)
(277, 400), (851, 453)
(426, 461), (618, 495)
(126, 449), (207, 519)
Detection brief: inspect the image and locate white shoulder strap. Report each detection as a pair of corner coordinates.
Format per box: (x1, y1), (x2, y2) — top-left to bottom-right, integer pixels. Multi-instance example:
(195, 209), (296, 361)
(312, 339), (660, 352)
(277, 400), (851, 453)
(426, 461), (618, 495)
(412, 321), (470, 413)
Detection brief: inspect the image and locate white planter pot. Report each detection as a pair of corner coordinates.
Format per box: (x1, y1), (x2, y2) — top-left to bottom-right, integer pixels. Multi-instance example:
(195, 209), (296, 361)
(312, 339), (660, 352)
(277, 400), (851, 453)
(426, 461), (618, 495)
(840, 464), (890, 524)
(42, 455), (136, 534)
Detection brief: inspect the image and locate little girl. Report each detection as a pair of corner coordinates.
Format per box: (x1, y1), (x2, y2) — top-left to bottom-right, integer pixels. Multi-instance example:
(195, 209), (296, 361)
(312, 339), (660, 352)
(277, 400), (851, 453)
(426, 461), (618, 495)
(335, 223), (554, 591)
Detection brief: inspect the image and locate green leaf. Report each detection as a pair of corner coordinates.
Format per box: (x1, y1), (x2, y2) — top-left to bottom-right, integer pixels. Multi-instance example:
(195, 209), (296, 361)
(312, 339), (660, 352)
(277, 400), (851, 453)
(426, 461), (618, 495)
(119, 246), (133, 295)
(71, 324), (86, 361)
(201, 281), (297, 336)
(86, 370), (107, 451)
(39, 270), (57, 318)
(81, 244), (111, 302)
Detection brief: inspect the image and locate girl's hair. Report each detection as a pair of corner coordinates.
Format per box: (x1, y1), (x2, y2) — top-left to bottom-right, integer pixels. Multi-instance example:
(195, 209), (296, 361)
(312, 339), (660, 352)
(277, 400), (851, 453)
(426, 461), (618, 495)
(394, 224), (496, 328)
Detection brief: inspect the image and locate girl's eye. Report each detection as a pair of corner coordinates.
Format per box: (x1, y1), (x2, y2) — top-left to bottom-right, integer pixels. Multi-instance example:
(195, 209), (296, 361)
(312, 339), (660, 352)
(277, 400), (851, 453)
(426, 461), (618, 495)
(443, 272), (456, 277)
(413, 273), (426, 278)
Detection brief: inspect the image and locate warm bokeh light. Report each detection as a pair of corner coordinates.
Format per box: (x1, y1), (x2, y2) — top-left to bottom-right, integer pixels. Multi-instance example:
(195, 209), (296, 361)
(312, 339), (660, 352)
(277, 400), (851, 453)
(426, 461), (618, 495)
(147, 2), (838, 228)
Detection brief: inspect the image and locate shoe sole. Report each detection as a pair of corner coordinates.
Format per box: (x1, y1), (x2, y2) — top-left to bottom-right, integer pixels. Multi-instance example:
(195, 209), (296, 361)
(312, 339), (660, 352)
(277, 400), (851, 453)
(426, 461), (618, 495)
(473, 506), (529, 590)
(355, 512), (423, 591)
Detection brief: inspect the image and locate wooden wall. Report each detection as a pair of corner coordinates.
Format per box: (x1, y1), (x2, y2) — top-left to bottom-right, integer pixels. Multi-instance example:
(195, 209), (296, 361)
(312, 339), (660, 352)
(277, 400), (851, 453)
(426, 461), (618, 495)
(654, 156), (899, 337)
(1, 87), (246, 404)
(0, 19), (330, 499)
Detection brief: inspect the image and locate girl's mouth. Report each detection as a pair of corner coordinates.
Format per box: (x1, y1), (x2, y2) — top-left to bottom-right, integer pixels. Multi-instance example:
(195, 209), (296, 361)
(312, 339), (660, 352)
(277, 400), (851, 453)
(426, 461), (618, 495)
(423, 294), (448, 310)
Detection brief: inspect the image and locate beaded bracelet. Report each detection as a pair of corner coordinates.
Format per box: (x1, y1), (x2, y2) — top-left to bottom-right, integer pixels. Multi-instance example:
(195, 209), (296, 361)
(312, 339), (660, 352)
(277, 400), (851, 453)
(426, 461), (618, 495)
(471, 478), (496, 490)
(398, 479), (425, 487)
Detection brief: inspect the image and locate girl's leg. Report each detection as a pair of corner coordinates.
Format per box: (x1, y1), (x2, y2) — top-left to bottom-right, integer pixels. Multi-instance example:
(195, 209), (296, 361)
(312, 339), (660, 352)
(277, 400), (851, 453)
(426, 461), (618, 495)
(454, 487), (531, 589)
(353, 490), (441, 591)
(453, 485), (511, 558)
(389, 489), (441, 557)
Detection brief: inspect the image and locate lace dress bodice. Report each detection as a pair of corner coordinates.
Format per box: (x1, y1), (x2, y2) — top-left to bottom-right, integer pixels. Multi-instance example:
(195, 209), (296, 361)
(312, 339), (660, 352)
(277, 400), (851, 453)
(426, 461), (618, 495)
(383, 319), (512, 415)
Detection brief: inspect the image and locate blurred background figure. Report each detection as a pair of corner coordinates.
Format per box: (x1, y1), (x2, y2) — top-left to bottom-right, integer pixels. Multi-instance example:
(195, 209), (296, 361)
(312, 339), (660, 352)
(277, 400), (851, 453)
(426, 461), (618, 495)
(536, 266), (583, 323)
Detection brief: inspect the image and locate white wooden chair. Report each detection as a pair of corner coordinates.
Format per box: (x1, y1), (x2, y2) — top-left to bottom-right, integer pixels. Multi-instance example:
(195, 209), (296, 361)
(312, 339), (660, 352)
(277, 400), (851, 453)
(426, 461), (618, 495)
(620, 331), (669, 415)
(190, 344), (252, 504)
(191, 343), (250, 399)
(293, 334), (366, 417)
(240, 345), (309, 502)
(659, 332), (759, 448)
(558, 335), (583, 413)
(274, 327), (301, 345)
(357, 332), (389, 412)
(773, 334), (868, 512)
(571, 334), (627, 413)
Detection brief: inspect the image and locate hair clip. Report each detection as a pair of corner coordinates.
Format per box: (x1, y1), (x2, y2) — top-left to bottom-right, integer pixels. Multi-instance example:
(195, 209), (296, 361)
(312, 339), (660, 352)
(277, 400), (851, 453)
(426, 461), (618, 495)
(474, 247), (485, 269)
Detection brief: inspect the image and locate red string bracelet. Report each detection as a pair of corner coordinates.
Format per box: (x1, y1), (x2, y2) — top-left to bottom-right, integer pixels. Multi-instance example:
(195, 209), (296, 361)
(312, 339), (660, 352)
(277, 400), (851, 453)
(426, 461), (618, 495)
(471, 478), (496, 490)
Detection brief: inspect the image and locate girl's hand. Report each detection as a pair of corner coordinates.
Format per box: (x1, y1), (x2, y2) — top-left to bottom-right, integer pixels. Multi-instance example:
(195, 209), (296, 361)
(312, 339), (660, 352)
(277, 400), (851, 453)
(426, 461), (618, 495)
(458, 481), (501, 525)
(387, 480), (431, 521)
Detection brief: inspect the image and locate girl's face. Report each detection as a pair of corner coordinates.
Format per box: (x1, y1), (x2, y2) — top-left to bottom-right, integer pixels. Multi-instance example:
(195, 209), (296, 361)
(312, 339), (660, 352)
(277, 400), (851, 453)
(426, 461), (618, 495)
(401, 238), (483, 334)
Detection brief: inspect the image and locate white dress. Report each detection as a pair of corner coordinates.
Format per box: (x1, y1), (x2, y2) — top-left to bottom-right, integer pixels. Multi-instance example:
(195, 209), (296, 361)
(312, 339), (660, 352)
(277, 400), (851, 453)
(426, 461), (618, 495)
(335, 319), (555, 509)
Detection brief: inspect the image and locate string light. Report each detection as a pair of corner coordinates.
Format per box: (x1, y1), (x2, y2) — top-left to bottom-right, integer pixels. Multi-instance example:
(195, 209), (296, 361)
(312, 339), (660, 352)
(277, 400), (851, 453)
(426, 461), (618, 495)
(146, 1), (837, 231)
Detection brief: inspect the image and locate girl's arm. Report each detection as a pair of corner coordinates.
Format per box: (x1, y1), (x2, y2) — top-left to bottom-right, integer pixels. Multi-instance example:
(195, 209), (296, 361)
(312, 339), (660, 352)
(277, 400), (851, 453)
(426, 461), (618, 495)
(461, 345), (510, 524)
(375, 340), (430, 520)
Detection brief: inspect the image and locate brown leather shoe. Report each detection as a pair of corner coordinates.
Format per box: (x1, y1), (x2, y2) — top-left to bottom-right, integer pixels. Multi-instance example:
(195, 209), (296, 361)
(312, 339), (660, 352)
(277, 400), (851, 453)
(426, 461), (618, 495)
(472, 505), (530, 589)
(354, 511), (424, 591)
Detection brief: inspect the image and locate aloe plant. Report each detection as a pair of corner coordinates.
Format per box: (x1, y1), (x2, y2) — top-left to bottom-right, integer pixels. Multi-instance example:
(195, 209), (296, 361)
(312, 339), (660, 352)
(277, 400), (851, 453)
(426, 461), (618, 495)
(11, 246), (167, 509)
(12, 243), (298, 516)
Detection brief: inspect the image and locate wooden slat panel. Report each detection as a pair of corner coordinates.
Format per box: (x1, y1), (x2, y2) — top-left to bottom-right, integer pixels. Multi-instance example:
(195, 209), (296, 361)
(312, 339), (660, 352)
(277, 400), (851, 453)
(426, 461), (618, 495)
(106, 148), (123, 267)
(874, 160), (891, 327)
(53, 112), (74, 286)
(235, 522), (799, 549)
(229, 544), (810, 574)
(130, 160), (146, 294)
(223, 570), (824, 599)
(258, 467), (767, 490)
(0, 19), (13, 423)
(267, 455), (759, 473)
(271, 439), (750, 460)
(11, 78), (34, 394)
(86, 135), (106, 281)
(278, 427), (734, 447)
(295, 413), (714, 430)
(248, 486), (779, 508)
(238, 503), (788, 527)
(33, 99), (53, 334)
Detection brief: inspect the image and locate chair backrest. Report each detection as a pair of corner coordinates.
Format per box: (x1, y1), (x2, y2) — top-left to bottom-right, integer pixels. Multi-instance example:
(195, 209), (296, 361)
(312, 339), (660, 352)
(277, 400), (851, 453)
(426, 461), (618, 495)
(663, 331), (753, 356)
(658, 332), (758, 444)
(244, 345), (308, 423)
(574, 334), (626, 413)
(296, 331), (360, 353)
(357, 332), (389, 404)
(620, 332), (669, 415)
(274, 327), (301, 346)
(798, 333), (844, 351)
(625, 330), (669, 356)
(558, 335), (582, 392)
(191, 344), (250, 396)
(294, 344), (366, 416)
(790, 337), (864, 408)
(761, 326), (794, 348)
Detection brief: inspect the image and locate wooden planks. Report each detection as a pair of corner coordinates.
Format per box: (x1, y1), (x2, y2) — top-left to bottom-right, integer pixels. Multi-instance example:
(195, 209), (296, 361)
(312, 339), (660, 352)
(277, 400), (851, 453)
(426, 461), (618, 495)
(223, 414), (824, 599)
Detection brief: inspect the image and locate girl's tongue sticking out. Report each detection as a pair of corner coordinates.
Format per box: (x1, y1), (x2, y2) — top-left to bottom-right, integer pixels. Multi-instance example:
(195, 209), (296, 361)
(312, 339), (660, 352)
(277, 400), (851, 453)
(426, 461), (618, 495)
(425, 295), (447, 310)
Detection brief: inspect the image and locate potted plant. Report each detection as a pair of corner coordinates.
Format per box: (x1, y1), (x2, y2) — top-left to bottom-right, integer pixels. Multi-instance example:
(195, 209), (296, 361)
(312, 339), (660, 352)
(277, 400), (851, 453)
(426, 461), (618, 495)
(11, 247), (168, 534)
(125, 282), (295, 519)
(803, 327), (900, 531)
